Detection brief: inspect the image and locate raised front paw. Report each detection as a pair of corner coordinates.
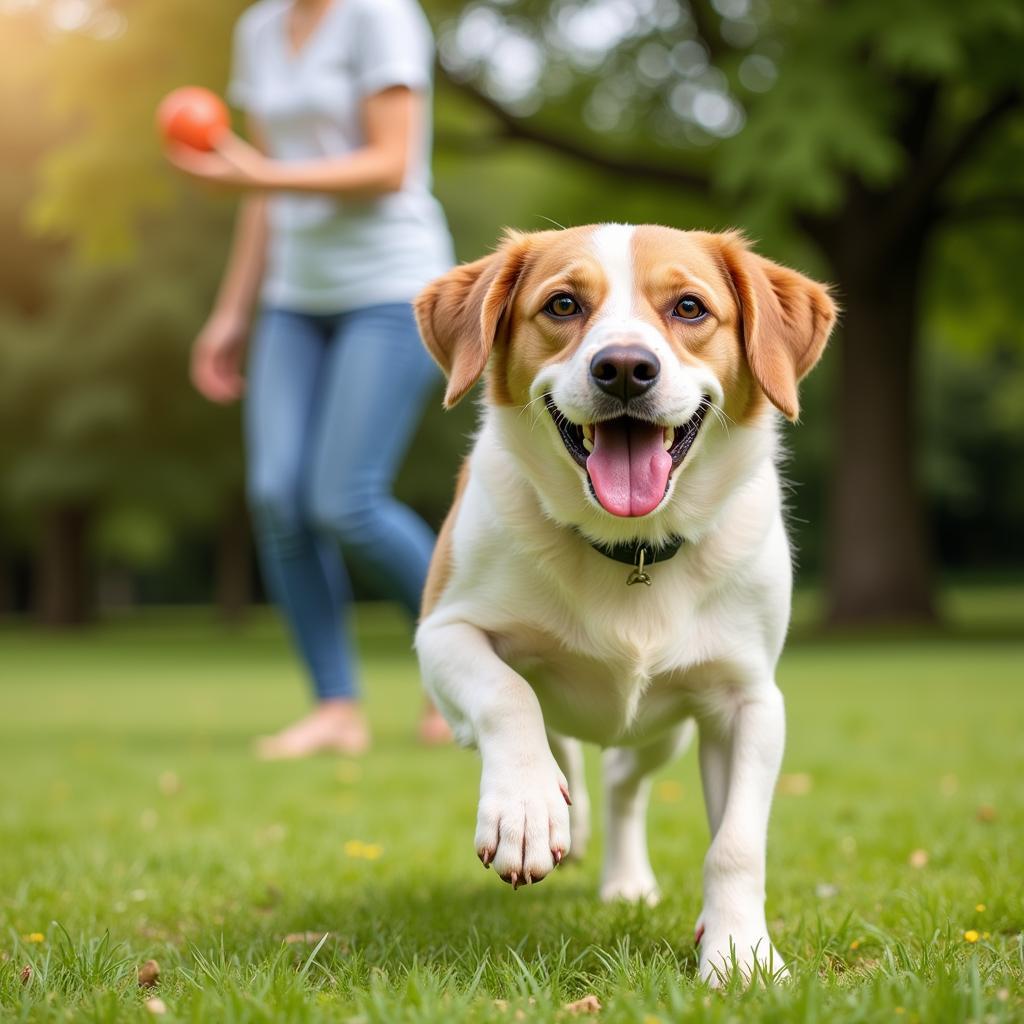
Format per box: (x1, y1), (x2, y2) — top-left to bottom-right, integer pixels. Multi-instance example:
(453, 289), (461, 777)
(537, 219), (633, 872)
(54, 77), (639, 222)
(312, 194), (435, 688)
(695, 912), (788, 986)
(475, 759), (571, 887)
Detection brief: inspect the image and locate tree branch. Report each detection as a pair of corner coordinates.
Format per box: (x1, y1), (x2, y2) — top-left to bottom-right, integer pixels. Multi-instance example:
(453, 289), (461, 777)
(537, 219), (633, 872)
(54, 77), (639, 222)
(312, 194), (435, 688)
(921, 89), (1022, 198)
(941, 193), (1024, 223)
(686, 0), (729, 66)
(882, 87), (1021, 248)
(439, 69), (711, 194)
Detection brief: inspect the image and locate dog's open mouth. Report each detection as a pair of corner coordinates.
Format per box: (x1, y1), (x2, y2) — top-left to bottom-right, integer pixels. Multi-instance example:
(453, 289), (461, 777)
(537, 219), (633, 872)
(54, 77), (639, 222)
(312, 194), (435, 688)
(544, 395), (711, 518)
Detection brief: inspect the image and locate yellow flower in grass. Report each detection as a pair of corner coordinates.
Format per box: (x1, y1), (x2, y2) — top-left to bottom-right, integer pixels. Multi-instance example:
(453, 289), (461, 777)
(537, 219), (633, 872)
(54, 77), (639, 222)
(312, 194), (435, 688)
(22, 933), (45, 943)
(975, 903), (986, 912)
(344, 840), (383, 860)
(849, 939), (861, 950)
(963, 929), (980, 943)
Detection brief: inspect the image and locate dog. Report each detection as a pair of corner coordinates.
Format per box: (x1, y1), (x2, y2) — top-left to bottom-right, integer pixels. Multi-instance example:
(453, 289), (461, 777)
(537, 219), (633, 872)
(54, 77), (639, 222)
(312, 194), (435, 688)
(413, 224), (836, 983)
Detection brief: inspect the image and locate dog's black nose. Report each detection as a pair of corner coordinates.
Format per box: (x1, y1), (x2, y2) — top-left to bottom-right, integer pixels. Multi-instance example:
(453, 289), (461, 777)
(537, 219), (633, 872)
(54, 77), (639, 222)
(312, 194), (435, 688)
(589, 345), (661, 401)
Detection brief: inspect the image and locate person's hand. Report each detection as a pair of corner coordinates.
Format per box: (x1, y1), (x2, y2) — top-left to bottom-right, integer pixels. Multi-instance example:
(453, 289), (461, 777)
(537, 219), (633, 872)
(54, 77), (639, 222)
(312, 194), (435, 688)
(165, 131), (271, 189)
(191, 312), (248, 403)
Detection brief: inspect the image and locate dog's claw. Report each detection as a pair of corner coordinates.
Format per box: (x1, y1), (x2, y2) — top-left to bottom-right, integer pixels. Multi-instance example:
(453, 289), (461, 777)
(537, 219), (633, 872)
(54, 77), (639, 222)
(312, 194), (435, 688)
(510, 871), (519, 889)
(694, 922), (705, 946)
(560, 783), (572, 806)
(553, 849), (563, 866)
(479, 849), (492, 867)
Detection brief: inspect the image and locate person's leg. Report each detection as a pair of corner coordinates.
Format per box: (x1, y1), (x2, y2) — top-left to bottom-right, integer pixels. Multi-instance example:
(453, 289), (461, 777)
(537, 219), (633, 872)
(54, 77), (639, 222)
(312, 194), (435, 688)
(246, 308), (368, 757)
(307, 302), (439, 615)
(305, 302), (450, 742)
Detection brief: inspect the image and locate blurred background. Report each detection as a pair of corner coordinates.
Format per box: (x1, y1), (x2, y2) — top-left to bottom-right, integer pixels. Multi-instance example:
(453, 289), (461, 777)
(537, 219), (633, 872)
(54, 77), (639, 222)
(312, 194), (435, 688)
(1, 0), (1022, 631)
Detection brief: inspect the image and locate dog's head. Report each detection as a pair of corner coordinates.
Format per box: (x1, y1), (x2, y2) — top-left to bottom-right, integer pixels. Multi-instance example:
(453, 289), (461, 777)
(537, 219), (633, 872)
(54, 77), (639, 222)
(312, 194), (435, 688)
(416, 224), (836, 532)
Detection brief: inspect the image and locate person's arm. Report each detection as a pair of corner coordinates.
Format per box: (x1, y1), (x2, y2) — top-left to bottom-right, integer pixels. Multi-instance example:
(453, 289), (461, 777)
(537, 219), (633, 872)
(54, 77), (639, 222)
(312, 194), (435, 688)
(166, 87), (418, 199)
(214, 191), (268, 319)
(189, 120), (270, 404)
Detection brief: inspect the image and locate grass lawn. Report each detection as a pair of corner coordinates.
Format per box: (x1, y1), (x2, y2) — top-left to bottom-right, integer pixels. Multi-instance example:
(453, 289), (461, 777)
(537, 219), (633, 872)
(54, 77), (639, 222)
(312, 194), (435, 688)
(1, 590), (1022, 1022)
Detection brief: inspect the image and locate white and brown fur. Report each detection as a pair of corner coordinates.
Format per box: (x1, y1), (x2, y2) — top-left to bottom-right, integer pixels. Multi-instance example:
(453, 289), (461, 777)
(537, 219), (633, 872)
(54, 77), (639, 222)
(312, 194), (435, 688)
(413, 224), (836, 983)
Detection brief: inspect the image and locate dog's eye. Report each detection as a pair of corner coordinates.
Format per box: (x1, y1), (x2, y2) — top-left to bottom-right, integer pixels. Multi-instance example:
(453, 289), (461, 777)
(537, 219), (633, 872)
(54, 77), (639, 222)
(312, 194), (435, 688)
(673, 296), (707, 321)
(545, 294), (581, 318)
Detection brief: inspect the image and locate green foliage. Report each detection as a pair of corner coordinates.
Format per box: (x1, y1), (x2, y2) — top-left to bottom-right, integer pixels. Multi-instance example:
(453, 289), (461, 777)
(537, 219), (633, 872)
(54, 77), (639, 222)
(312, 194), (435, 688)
(1, 600), (1022, 1020)
(26, 0), (246, 261)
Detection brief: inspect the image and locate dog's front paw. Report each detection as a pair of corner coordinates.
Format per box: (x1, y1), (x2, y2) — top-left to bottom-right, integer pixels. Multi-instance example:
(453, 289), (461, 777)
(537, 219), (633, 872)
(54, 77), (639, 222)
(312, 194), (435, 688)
(695, 912), (787, 986)
(475, 758), (571, 887)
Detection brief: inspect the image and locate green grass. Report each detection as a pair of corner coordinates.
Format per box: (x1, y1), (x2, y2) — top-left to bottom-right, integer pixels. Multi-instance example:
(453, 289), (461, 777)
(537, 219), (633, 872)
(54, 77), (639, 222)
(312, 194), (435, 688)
(1, 592), (1022, 1022)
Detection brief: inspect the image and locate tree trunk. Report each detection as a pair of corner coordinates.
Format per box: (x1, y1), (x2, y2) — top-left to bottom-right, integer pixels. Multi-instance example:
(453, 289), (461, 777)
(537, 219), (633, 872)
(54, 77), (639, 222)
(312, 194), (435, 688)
(215, 492), (252, 624)
(34, 504), (92, 627)
(825, 224), (936, 624)
(0, 551), (11, 617)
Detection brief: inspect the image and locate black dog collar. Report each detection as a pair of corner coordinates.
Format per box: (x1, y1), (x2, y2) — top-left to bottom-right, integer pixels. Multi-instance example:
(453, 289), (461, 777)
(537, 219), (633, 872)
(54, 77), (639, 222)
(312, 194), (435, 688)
(577, 532), (685, 586)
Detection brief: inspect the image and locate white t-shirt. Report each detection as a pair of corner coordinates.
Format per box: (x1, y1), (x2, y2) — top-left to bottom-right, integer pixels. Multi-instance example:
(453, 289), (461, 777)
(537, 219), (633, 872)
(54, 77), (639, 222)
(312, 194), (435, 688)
(229, 0), (455, 313)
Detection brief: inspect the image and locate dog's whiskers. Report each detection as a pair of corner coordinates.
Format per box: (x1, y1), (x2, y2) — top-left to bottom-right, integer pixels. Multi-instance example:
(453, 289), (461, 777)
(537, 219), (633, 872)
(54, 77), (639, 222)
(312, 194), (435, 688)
(518, 394), (548, 422)
(708, 403), (733, 438)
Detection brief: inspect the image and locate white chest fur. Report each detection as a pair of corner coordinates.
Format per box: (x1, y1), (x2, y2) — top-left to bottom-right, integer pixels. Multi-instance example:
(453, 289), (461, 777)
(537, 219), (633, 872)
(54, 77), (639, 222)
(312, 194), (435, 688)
(430, 426), (793, 747)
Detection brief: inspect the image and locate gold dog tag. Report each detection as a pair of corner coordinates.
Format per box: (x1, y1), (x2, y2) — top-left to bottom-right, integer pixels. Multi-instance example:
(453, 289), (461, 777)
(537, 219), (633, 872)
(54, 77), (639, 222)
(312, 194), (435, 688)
(626, 547), (653, 586)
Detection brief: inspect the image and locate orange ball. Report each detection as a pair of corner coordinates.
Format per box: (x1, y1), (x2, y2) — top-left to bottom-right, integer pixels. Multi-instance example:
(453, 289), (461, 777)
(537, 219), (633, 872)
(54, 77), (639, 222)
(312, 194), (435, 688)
(157, 87), (229, 151)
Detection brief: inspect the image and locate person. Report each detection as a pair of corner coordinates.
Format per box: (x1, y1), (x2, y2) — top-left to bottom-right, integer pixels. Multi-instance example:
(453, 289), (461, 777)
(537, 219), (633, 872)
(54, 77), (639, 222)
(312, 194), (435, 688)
(166, 0), (454, 758)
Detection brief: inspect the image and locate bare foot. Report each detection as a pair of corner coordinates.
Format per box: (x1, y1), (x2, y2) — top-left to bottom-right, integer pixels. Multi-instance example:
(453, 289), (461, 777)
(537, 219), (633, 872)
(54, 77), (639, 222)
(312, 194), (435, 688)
(418, 702), (453, 746)
(256, 701), (370, 760)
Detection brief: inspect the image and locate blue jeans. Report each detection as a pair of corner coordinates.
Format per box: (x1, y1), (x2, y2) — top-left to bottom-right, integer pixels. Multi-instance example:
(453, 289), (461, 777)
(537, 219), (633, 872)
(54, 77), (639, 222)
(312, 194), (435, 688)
(245, 303), (439, 701)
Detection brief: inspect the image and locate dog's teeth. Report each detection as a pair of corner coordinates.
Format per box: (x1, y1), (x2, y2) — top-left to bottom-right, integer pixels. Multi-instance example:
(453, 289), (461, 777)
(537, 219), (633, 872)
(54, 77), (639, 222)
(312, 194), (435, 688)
(582, 423), (594, 442)
(582, 434), (594, 453)
(663, 426), (675, 451)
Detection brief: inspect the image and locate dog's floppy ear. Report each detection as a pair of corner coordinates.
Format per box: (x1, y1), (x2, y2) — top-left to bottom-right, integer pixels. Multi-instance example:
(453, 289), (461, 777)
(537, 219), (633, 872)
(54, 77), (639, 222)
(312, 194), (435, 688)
(719, 233), (837, 421)
(414, 232), (530, 408)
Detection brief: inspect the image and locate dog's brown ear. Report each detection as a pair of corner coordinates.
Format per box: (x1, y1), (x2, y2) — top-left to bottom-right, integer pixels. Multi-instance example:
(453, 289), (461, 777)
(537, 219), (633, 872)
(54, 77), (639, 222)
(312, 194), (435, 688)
(414, 232), (530, 408)
(719, 234), (837, 421)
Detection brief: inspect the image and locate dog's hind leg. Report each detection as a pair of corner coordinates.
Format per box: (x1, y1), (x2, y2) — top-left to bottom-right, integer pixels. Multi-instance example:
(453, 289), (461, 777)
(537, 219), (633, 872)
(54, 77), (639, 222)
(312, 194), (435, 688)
(600, 721), (695, 904)
(547, 731), (590, 861)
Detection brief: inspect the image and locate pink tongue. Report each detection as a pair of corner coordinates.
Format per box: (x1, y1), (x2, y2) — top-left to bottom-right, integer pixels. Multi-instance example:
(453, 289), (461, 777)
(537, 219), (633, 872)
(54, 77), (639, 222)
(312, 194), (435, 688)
(586, 419), (672, 517)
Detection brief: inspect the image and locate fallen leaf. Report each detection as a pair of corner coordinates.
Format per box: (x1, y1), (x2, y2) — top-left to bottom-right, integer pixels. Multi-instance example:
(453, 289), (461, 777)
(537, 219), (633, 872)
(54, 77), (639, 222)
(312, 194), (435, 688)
(19, 965), (31, 985)
(564, 994), (602, 1015)
(144, 997), (167, 1015)
(284, 931), (327, 945)
(776, 773), (812, 796)
(138, 959), (160, 988)
(908, 848), (929, 869)
(158, 771), (181, 796)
